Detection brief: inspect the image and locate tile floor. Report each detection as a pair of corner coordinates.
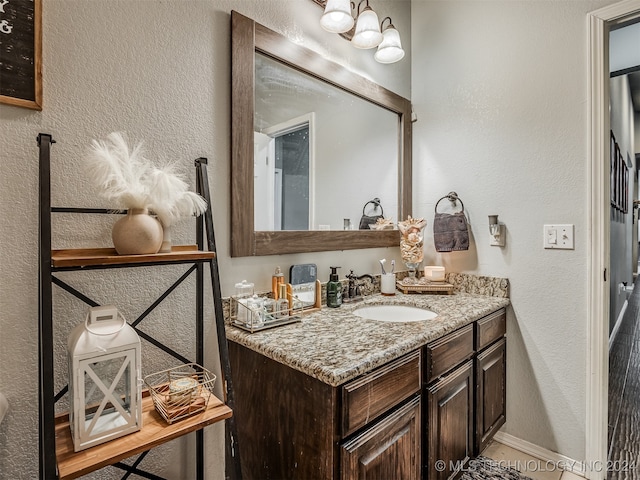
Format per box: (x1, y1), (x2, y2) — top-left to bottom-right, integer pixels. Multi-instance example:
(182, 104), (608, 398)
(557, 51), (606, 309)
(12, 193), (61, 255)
(482, 441), (586, 480)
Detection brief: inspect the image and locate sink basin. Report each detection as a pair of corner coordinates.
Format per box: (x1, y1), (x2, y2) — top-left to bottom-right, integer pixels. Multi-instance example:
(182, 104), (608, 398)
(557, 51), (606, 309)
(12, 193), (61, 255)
(353, 305), (438, 322)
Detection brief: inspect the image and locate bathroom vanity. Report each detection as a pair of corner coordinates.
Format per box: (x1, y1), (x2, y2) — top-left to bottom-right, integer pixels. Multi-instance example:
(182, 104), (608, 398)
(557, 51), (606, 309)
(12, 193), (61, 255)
(226, 290), (509, 480)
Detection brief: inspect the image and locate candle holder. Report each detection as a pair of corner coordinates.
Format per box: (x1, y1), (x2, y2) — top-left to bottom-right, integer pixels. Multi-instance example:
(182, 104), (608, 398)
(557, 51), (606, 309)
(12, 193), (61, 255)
(402, 261), (422, 285)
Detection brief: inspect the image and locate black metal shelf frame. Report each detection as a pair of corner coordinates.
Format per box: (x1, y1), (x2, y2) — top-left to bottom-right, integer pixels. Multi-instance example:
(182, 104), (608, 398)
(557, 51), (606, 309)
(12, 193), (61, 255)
(37, 134), (241, 480)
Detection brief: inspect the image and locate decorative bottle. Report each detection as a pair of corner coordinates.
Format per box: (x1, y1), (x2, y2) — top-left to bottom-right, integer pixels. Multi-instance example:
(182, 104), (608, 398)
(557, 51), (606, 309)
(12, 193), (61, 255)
(275, 284), (290, 318)
(272, 266), (285, 300)
(327, 266), (343, 308)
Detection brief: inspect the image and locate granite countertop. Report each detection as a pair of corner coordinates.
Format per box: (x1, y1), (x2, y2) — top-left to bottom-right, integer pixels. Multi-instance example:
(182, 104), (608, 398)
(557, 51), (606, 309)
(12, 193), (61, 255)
(225, 290), (510, 387)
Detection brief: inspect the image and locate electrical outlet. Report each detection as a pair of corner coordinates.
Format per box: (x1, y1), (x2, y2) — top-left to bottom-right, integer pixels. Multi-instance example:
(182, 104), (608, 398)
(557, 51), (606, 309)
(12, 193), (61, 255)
(543, 224), (574, 249)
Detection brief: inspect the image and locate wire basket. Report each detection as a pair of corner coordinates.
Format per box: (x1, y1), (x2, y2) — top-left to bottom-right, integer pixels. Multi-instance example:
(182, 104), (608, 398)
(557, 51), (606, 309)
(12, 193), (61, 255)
(143, 363), (216, 424)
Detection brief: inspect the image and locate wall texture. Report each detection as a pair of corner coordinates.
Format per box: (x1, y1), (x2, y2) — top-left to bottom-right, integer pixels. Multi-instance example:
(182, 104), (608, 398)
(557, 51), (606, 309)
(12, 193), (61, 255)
(0, 1), (410, 478)
(410, 0), (615, 463)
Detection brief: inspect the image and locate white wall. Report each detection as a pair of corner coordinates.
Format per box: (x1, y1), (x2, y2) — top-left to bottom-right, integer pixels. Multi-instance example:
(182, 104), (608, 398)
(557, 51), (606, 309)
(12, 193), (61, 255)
(411, 0), (614, 463)
(636, 112), (640, 153)
(609, 75), (636, 334)
(0, 0), (411, 478)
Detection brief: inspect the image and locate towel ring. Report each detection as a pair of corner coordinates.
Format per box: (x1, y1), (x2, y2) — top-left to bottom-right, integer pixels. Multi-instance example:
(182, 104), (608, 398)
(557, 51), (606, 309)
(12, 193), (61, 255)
(435, 192), (464, 213)
(363, 198), (384, 216)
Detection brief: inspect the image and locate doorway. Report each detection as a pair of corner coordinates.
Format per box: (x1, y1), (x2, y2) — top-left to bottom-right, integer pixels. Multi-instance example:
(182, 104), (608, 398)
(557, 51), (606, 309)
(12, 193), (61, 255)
(254, 113), (316, 231)
(588, 2), (640, 479)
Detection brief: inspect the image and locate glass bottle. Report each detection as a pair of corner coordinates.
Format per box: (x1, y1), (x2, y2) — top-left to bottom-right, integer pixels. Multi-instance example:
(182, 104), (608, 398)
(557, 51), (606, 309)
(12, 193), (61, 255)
(263, 297), (276, 323)
(234, 280), (254, 325)
(272, 266), (285, 300)
(275, 284), (290, 318)
(246, 294), (264, 328)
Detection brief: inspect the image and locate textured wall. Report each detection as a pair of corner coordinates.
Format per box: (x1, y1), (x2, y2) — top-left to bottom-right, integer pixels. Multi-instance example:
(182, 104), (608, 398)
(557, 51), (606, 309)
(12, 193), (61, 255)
(410, 0), (613, 463)
(0, 0), (410, 478)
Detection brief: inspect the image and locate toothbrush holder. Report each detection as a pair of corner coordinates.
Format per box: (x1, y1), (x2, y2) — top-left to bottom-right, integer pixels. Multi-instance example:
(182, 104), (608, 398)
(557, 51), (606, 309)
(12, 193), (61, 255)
(380, 273), (397, 296)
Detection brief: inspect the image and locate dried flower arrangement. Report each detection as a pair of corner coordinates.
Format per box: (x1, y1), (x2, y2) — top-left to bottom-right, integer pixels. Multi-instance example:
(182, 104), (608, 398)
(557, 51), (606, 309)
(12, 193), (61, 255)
(86, 132), (207, 254)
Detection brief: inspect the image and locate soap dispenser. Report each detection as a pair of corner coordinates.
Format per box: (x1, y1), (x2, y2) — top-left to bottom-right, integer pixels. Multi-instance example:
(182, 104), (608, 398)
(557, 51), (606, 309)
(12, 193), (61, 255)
(327, 266), (343, 308)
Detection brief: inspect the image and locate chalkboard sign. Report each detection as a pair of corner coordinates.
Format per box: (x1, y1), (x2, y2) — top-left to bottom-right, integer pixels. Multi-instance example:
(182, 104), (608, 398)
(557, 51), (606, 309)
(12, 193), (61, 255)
(0, 0), (41, 110)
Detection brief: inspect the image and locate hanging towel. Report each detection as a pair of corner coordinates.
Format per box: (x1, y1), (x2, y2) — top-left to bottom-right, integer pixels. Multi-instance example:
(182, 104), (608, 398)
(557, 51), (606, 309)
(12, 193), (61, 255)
(433, 192), (470, 252)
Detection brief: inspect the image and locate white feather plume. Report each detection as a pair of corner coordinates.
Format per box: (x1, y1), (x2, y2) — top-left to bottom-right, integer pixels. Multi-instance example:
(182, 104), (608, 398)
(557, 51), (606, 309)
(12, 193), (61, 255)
(85, 132), (152, 209)
(148, 162), (208, 227)
(85, 133), (207, 227)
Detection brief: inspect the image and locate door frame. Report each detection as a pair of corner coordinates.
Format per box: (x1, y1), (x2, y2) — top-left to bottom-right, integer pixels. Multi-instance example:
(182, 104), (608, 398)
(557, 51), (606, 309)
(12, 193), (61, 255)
(587, 1), (640, 478)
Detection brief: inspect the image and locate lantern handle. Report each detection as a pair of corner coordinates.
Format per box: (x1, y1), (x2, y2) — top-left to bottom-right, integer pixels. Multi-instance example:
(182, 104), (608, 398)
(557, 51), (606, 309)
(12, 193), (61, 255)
(84, 309), (127, 336)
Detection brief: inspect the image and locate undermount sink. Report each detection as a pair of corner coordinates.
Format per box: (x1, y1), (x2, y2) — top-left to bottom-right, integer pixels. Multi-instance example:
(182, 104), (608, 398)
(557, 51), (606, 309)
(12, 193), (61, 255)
(353, 305), (438, 323)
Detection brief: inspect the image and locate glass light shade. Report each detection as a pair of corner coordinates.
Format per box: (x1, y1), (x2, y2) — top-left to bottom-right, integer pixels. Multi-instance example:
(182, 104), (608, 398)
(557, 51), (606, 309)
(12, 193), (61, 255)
(351, 7), (383, 49)
(320, 0), (354, 33)
(374, 25), (405, 64)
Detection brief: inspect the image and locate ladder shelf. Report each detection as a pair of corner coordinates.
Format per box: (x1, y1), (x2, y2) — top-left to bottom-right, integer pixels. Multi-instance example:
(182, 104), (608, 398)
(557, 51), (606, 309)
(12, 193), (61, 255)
(37, 133), (241, 480)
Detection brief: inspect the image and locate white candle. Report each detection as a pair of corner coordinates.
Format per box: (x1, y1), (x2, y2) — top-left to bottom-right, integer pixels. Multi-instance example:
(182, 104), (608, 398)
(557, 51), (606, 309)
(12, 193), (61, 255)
(424, 266), (445, 282)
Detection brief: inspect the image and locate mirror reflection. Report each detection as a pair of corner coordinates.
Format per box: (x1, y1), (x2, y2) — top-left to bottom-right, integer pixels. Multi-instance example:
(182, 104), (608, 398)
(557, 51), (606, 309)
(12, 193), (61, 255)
(253, 53), (399, 231)
(230, 10), (411, 256)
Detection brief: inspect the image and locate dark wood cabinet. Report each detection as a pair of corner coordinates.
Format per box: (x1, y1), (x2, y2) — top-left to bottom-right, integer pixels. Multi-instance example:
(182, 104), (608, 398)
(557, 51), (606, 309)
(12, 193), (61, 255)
(475, 337), (506, 453)
(229, 342), (420, 480)
(341, 396), (421, 480)
(426, 360), (474, 480)
(229, 341), (340, 480)
(228, 307), (507, 480)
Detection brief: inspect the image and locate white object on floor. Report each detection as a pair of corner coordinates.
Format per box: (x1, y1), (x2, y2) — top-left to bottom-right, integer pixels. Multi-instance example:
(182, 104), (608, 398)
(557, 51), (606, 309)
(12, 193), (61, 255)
(0, 392), (8, 424)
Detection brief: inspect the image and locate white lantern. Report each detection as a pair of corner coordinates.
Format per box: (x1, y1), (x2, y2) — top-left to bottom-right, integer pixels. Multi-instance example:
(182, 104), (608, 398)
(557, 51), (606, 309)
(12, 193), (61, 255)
(67, 305), (142, 452)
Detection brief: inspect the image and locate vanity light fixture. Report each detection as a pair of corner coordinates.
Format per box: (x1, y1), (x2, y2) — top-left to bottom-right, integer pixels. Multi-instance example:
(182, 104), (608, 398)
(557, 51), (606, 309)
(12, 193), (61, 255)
(374, 16), (405, 64)
(312, 0), (404, 62)
(320, 0), (354, 33)
(351, 0), (383, 49)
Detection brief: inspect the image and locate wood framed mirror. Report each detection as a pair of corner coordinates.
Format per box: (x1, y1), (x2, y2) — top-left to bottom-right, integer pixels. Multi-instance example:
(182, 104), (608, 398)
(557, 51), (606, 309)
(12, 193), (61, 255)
(231, 11), (412, 257)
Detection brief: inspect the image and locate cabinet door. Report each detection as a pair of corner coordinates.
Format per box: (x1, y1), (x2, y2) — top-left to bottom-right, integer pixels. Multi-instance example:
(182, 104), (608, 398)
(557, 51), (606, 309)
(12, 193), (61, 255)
(476, 337), (506, 453)
(341, 396), (421, 480)
(426, 360), (473, 480)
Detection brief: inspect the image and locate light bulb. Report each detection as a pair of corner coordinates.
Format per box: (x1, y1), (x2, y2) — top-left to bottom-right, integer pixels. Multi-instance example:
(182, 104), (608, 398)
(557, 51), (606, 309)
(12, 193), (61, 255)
(374, 24), (405, 63)
(351, 6), (382, 49)
(320, 0), (354, 34)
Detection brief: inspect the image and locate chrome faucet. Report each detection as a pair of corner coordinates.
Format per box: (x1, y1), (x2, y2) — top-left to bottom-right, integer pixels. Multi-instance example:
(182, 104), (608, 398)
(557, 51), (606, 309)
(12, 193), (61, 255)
(344, 270), (375, 303)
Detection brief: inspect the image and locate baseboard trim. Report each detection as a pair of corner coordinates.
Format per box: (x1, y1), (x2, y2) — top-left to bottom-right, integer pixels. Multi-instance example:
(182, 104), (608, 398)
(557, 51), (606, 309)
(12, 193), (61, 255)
(609, 299), (628, 350)
(493, 431), (586, 477)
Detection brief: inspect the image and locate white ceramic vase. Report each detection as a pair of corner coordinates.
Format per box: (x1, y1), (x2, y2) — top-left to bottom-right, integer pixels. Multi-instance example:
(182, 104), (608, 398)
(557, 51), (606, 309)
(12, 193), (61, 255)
(112, 208), (163, 255)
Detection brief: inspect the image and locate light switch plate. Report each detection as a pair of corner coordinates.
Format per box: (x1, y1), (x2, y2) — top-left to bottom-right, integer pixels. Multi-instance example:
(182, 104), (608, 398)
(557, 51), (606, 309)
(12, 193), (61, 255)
(543, 224), (574, 249)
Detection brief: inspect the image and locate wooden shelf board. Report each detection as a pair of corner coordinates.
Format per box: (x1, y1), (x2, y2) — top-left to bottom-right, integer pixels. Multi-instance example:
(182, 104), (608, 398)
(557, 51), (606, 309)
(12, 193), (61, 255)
(54, 393), (232, 479)
(51, 245), (215, 268)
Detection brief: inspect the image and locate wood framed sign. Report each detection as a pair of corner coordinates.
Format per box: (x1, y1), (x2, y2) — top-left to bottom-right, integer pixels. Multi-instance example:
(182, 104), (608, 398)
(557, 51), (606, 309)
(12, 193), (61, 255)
(0, 0), (42, 110)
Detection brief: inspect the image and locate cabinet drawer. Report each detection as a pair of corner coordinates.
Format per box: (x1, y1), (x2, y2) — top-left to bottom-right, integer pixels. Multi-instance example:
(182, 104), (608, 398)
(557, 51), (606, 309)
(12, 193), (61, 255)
(425, 324), (473, 383)
(476, 309), (506, 351)
(341, 395), (421, 480)
(342, 350), (421, 437)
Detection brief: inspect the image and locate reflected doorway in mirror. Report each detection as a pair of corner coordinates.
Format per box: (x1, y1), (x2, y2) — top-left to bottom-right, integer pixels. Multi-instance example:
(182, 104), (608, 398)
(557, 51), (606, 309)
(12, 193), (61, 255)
(254, 113), (316, 231)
